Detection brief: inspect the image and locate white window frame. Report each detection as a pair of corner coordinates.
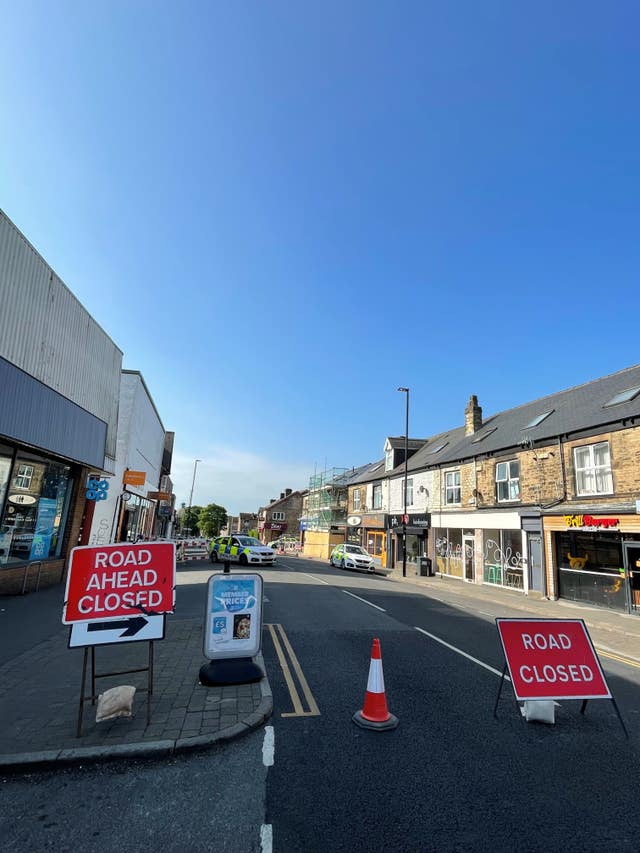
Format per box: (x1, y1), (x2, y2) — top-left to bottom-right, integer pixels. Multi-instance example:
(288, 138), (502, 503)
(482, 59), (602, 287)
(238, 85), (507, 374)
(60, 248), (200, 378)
(14, 464), (34, 490)
(353, 489), (361, 511)
(445, 470), (461, 505)
(574, 441), (613, 496)
(385, 448), (394, 471)
(272, 511), (285, 521)
(372, 484), (382, 510)
(406, 478), (414, 507)
(496, 460), (520, 502)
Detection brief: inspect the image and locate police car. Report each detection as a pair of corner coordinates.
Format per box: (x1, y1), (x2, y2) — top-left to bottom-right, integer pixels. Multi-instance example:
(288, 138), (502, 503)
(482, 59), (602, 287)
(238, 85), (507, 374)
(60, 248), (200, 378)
(329, 543), (377, 572)
(210, 535), (276, 566)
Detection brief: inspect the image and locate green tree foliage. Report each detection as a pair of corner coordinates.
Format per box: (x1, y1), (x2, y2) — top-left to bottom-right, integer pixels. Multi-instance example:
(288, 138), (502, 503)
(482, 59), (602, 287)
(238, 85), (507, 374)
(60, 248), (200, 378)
(198, 504), (228, 538)
(181, 506), (202, 536)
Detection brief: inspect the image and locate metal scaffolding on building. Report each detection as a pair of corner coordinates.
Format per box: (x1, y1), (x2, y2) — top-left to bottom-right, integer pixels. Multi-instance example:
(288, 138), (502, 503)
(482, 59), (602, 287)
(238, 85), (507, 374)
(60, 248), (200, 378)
(304, 468), (349, 531)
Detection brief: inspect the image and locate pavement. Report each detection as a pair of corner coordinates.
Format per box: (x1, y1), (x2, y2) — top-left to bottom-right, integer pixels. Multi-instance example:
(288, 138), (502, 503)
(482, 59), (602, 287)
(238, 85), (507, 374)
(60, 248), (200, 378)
(2, 555), (639, 772)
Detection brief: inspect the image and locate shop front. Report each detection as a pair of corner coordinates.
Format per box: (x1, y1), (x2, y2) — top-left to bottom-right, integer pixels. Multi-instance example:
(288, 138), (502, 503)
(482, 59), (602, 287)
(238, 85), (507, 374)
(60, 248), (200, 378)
(430, 511), (525, 590)
(387, 513), (430, 571)
(356, 513), (388, 567)
(544, 511), (640, 613)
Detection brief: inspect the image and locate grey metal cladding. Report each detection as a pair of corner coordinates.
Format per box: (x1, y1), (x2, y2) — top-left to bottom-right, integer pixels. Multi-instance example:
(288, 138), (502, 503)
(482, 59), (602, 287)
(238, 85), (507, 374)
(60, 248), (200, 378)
(0, 357), (107, 468)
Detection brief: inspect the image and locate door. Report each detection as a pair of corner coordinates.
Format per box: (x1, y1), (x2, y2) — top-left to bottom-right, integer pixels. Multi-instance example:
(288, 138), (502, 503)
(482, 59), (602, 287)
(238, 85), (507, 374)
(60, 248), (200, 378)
(367, 532), (386, 568)
(623, 543), (640, 613)
(528, 534), (544, 593)
(463, 534), (475, 581)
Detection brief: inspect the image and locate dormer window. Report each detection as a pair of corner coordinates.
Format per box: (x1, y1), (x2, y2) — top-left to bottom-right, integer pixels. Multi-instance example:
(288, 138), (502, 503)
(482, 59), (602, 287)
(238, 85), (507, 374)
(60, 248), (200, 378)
(385, 448), (394, 471)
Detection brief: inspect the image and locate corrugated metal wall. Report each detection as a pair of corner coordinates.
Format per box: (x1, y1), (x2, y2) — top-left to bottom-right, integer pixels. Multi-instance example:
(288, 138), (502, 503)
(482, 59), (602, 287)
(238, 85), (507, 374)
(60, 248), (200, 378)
(0, 210), (122, 468)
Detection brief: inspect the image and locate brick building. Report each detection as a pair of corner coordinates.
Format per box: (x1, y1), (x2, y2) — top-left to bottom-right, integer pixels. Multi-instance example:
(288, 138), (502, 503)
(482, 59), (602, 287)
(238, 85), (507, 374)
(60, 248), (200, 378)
(258, 489), (304, 545)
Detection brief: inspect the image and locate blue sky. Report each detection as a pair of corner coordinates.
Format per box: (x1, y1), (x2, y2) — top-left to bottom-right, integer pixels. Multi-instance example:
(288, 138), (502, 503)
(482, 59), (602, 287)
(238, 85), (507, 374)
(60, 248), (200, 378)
(1, 1), (639, 513)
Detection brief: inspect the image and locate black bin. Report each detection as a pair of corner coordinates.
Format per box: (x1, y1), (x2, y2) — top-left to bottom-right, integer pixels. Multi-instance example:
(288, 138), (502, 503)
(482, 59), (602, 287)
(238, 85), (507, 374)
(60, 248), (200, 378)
(418, 557), (433, 577)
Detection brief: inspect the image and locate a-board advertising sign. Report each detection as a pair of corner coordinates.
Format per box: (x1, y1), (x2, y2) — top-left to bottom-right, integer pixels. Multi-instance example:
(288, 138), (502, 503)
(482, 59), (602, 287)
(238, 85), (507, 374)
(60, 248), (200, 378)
(63, 542), (176, 625)
(496, 618), (611, 701)
(69, 614), (166, 648)
(204, 573), (263, 660)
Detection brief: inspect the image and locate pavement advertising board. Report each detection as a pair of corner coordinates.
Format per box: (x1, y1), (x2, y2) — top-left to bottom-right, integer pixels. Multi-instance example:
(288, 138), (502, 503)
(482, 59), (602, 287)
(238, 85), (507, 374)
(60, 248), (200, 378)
(204, 573), (263, 660)
(496, 618), (611, 701)
(63, 542), (176, 625)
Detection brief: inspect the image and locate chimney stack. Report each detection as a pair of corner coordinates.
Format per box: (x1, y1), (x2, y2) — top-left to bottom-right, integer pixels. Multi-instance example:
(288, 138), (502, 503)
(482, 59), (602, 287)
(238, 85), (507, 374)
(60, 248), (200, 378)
(465, 395), (483, 435)
(285, 488), (292, 497)
(280, 492), (285, 500)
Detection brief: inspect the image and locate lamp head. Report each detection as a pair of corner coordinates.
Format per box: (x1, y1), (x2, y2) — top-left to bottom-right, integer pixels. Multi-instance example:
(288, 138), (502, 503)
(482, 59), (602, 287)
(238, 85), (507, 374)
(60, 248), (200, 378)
(397, 387), (409, 392)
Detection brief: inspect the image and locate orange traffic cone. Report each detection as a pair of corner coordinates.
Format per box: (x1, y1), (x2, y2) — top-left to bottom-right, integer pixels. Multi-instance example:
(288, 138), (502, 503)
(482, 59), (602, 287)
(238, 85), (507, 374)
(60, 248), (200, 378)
(352, 638), (399, 731)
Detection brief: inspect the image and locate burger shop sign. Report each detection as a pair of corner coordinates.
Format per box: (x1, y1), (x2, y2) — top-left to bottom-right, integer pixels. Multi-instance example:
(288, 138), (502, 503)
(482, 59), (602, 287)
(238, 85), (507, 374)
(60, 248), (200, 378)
(63, 542), (176, 624)
(564, 514), (619, 529)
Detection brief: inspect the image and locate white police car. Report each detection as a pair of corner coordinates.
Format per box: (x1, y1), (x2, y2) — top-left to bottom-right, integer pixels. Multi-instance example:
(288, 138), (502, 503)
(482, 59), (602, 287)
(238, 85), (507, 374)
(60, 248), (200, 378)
(210, 535), (276, 566)
(329, 543), (376, 572)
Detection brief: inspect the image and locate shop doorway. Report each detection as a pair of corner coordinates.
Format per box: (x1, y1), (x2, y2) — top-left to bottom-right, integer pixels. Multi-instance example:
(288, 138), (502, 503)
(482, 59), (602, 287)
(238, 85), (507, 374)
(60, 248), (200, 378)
(463, 533), (475, 581)
(623, 543), (640, 613)
(367, 531), (386, 568)
(528, 534), (544, 593)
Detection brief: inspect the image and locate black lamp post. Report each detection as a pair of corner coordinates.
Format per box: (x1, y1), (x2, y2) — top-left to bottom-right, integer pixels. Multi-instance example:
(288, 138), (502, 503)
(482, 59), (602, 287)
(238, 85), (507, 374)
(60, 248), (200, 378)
(397, 387), (409, 578)
(187, 459), (201, 536)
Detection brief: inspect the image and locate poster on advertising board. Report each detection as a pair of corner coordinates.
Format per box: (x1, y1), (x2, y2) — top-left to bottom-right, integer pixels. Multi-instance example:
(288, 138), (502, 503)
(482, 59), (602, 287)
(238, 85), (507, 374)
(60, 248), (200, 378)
(204, 573), (263, 660)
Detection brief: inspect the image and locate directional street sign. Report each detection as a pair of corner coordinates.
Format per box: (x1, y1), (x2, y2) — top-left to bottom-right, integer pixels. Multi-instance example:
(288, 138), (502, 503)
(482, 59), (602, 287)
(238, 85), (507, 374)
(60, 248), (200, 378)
(69, 614), (165, 648)
(63, 542), (176, 624)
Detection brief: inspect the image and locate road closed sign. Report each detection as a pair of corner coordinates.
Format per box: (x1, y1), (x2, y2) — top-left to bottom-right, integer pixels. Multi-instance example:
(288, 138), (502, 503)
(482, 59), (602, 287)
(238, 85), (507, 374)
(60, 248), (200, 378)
(496, 618), (611, 701)
(63, 542), (176, 624)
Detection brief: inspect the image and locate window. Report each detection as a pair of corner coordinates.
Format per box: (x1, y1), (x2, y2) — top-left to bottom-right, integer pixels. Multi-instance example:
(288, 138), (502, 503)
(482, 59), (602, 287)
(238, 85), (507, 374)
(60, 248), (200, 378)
(445, 471), (461, 505)
(523, 410), (554, 429)
(496, 460), (520, 502)
(385, 448), (394, 471)
(372, 484), (382, 509)
(14, 464), (34, 490)
(471, 427), (497, 444)
(603, 387), (640, 408)
(574, 442), (613, 495)
(353, 489), (361, 511)
(272, 511), (285, 521)
(406, 478), (414, 506)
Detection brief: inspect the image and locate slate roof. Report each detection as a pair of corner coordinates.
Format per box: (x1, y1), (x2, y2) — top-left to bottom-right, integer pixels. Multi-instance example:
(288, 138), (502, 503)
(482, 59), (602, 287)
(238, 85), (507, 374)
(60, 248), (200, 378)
(385, 436), (428, 450)
(388, 363), (640, 476)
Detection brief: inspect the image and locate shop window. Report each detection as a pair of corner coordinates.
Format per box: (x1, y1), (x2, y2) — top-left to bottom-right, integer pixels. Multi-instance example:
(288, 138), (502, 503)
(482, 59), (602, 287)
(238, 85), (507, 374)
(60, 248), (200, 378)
(483, 529), (523, 588)
(0, 452), (73, 564)
(373, 484), (382, 509)
(496, 460), (520, 502)
(574, 442), (613, 496)
(445, 471), (461, 505)
(434, 528), (463, 577)
(406, 478), (413, 506)
(353, 489), (361, 511)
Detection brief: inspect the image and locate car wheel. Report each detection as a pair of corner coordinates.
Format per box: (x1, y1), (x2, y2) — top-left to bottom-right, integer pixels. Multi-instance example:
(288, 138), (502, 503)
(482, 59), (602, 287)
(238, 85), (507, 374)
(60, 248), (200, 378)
(239, 553), (248, 566)
(340, 559), (345, 570)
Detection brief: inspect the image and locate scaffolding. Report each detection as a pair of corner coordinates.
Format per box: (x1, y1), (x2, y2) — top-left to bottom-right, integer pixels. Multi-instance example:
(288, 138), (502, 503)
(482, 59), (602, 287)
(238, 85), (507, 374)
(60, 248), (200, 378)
(304, 467), (348, 531)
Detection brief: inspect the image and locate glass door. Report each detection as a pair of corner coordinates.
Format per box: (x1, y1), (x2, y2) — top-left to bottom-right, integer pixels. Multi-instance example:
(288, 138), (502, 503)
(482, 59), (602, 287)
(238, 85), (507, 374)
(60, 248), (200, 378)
(463, 533), (475, 581)
(623, 543), (640, 613)
(367, 531), (386, 568)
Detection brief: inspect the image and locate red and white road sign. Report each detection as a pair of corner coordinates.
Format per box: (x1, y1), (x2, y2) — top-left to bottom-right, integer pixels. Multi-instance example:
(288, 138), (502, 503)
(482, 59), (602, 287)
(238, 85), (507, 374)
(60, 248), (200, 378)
(63, 542), (176, 625)
(496, 618), (611, 701)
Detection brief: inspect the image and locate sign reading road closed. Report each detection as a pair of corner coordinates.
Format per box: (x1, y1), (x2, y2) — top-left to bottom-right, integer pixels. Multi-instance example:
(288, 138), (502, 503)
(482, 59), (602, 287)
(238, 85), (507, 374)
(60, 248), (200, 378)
(63, 542), (176, 625)
(496, 618), (611, 701)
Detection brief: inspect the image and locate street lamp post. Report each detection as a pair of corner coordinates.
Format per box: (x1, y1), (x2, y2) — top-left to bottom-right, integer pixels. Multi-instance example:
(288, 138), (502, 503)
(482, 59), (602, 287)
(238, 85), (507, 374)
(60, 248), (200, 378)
(397, 388), (409, 578)
(187, 459), (201, 536)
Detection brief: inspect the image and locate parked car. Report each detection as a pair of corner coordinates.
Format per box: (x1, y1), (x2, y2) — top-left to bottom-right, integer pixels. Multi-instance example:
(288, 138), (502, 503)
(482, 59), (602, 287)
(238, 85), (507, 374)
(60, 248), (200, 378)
(210, 535), (276, 566)
(329, 544), (376, 572)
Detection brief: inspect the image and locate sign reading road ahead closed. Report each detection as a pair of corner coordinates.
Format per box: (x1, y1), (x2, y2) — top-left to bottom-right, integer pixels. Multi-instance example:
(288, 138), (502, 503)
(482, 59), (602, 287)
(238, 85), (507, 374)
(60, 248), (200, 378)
(63, 542), (175, 625)
(496, 618), (611, 702)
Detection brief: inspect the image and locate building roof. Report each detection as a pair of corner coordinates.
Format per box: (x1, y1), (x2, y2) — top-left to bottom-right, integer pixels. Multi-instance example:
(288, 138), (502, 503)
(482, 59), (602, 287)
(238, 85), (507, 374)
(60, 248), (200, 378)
(385, 436), (428, 450)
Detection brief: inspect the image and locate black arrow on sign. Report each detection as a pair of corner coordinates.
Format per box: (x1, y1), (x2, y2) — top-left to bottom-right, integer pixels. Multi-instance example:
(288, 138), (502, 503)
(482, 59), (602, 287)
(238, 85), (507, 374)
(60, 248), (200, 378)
(87, 616), (149, 637)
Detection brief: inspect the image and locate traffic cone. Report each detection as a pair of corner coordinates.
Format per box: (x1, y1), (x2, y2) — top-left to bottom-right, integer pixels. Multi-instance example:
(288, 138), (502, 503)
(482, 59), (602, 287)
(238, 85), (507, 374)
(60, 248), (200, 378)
(352, 638), (399, 731)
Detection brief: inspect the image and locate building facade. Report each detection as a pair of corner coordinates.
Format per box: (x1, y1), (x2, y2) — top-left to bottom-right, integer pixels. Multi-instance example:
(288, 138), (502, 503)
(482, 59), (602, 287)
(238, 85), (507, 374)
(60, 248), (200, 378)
(259, 489), (304, 545)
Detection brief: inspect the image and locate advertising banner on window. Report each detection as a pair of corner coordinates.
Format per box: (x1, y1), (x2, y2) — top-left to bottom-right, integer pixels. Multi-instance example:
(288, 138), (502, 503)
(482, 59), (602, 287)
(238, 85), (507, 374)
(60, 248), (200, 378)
(204, 573), (263, 660)
(30, 497), (57, 560)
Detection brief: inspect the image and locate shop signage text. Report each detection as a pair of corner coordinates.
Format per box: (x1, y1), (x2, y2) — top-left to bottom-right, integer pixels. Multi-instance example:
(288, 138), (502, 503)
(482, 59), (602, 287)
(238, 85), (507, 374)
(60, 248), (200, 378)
(496, 618), (610, 701)
(63, 542), (176, 624)
(388, 513), (430, 529)
(204, 573), (263, 660)
(8, 494), (37, 505)
(564, 515), (619, 529)
(123, 470), (146, 487)
(148, 491), (171, 501)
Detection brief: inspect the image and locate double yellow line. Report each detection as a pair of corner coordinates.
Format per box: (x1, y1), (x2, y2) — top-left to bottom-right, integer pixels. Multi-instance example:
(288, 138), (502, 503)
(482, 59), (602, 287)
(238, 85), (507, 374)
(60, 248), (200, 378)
(596, 647), (640, 670)
(265, 623), (320, 718)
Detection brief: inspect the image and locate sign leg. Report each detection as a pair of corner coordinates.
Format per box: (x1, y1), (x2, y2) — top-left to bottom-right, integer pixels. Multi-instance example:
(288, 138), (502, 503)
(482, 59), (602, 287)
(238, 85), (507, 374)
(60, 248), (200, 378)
(493, 663), (508, 718)
(611, 697), (629, 739)
(147, 641), (154, 727)
(76, 648), (88, 738)
(580, 699), (588, 715)
(91, 645), (96, 705)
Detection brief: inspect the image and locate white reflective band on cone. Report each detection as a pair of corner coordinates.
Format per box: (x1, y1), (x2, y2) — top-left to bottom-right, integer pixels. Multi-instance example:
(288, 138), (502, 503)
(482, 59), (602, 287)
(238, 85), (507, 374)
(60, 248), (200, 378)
(366, 658), (385, 694)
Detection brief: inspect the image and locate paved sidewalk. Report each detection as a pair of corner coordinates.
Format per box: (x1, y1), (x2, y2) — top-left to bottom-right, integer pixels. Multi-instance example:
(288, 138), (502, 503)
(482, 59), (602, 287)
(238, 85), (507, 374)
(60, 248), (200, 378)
(0, 580), (272, 771)
(387, 567), (640, 663)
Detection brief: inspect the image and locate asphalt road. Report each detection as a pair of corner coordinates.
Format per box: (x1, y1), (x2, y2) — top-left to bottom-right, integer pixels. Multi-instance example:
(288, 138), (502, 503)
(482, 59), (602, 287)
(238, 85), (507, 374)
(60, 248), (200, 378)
(262, 556), (640, 853)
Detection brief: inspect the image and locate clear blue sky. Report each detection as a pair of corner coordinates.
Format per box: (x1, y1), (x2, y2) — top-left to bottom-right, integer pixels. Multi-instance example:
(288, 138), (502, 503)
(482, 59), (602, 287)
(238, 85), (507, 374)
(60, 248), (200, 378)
(1, 1), (639, 513)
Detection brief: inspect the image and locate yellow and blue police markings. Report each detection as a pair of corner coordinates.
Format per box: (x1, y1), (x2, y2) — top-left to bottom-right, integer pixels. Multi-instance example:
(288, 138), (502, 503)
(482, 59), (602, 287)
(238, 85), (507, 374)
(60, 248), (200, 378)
(210, 536), (276, 565)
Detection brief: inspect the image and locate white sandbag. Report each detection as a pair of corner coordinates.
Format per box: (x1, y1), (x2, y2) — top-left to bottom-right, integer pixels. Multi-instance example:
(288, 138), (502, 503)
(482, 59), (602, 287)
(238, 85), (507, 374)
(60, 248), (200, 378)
(96, 685), (136, 723)
(523, 700), (555, 724)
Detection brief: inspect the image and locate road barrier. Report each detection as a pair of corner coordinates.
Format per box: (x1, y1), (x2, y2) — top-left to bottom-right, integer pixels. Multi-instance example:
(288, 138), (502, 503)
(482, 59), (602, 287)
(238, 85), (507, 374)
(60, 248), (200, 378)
(177, 539), (210, 562)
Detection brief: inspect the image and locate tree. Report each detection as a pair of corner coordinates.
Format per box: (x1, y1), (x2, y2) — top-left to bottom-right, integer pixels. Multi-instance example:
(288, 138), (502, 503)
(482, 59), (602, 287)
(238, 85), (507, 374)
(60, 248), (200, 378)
(198, 504), (228, 538)
(181, 506), (202, 537)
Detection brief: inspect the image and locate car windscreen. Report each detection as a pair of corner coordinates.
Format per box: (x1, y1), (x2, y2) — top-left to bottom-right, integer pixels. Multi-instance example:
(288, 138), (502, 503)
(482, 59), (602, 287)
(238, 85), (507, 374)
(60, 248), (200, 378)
(236, 536), (261, 546)
(345, 545), (367, 554)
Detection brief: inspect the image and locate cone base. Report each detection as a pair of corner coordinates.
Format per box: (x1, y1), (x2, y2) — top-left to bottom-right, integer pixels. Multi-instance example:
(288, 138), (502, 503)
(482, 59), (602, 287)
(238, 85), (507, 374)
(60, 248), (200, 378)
(352, 709), (399, 731)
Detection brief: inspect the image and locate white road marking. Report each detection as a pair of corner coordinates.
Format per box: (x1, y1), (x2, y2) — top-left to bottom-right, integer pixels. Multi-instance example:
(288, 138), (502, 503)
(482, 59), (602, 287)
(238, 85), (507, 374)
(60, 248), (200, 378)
(300, 572), (331, 586)
(260, 824), (273, 853)
(262, 725), (275, 766)
(342, 590), (386, 612)
(414, 626), (511, 680)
